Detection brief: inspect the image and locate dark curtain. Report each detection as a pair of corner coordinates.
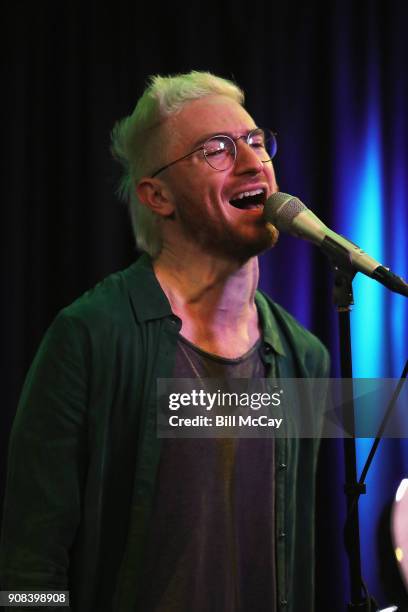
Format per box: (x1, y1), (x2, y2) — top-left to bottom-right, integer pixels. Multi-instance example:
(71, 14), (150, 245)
(2, 1), (408, 610)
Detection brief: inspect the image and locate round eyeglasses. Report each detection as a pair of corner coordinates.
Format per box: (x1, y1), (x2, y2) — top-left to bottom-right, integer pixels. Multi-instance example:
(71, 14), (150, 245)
(150, 128), (277, 178)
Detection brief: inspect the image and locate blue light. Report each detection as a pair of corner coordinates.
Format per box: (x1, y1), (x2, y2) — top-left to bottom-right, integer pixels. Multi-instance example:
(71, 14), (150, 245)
(350, 105), (385, 378)
(350, 102), (387, 600)
(389, 138), (408, 374)
(334, 78), (393, 602)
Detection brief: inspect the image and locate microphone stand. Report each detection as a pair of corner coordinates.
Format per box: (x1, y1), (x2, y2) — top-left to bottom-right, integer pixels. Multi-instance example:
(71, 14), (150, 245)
(333, 268), (373, 610)
(323, 238), (377, 610)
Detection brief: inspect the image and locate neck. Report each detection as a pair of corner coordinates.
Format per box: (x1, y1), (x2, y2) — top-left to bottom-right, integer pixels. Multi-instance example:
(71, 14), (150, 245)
(153, 245), (261, 357)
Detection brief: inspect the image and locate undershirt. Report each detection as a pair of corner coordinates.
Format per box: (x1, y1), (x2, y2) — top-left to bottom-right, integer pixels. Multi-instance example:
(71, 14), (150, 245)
(138, 335), (276, 612)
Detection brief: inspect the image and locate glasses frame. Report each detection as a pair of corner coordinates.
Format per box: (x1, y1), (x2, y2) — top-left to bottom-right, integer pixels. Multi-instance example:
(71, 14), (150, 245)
(150, 128), (277, 178)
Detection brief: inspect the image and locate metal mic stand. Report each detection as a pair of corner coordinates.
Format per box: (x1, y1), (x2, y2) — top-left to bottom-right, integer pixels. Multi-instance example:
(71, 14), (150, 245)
(333, 267), (376, 610)
(323, 237), (377, 610)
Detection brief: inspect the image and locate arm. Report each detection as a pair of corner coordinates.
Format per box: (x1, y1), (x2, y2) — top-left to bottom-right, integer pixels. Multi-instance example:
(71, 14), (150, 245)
(0, 312), (88, 605)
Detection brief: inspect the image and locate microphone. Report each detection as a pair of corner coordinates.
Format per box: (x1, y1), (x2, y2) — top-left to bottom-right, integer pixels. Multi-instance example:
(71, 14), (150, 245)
(264, 192), (408, 297)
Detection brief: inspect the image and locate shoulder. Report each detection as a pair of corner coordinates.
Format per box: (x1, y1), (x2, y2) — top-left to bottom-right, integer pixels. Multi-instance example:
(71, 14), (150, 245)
(37, 255), (172, 369)
(40, 261), (147, 360)
(256, 290), (330, 377)
(56, 254), (161, 333)
(62, 264), (138, 325)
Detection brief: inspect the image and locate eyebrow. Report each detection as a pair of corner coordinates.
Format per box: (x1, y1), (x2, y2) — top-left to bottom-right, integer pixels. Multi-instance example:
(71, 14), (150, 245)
(190, 127), (259, 149)
(189, 132), (222, 149)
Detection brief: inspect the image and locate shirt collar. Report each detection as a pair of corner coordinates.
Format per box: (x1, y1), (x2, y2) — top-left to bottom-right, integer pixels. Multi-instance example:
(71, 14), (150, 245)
(255, 291), (286, 356)
(125, 253), (173, 322)
(124, 253), (285, 356)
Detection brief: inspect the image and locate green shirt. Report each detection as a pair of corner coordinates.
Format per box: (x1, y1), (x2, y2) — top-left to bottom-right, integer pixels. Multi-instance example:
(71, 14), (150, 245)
(0, 254), (330, 612)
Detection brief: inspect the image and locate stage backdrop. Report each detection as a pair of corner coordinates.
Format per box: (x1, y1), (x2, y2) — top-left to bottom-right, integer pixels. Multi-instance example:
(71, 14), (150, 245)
(2, 1), (408, 609)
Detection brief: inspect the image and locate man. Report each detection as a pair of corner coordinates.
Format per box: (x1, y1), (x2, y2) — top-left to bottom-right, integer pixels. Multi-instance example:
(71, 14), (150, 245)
(0, 71), (330, 611)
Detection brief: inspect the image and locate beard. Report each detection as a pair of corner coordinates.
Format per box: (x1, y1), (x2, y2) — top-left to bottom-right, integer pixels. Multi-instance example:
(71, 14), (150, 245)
(175, 200), (279, 263)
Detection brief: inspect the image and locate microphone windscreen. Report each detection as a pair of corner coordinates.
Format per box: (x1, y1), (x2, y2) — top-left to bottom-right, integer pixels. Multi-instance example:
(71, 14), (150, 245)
(264, 192), (307, 232)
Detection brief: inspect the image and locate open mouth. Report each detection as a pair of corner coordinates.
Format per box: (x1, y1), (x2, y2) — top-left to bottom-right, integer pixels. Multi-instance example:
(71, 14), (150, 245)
(229, 188), (266, 210)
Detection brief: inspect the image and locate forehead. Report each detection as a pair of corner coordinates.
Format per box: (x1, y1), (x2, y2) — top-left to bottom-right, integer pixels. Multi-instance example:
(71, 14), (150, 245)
(168, 95), (257, 147)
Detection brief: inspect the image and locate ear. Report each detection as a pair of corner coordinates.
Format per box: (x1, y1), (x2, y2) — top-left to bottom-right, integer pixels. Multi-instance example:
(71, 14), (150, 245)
(136, 178), (175, 217)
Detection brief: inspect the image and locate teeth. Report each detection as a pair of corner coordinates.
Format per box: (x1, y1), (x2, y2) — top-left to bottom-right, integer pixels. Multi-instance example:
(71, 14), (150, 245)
(233, 188), (264, 200)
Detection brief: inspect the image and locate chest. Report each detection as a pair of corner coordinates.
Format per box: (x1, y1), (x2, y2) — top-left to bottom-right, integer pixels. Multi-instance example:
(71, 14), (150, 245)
(176, 313), (261, 359)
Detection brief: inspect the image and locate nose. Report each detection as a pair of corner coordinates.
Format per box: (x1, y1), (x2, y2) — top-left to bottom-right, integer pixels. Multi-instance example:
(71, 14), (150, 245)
(233, 139), (265, 174)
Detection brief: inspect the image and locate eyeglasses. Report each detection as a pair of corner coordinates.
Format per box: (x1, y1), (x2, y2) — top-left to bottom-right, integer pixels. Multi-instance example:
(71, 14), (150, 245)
(150, 128), (277, 178)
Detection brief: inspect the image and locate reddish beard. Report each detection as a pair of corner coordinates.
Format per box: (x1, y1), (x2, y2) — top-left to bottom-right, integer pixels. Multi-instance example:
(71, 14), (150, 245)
(175, 200), (279, 262)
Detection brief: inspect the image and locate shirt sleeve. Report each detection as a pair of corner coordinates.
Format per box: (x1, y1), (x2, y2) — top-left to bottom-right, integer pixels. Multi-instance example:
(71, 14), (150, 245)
(0, 311), (88, 603)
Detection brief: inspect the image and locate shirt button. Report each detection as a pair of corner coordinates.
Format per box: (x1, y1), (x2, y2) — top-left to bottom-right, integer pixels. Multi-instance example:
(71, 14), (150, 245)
(279, 531), (286, 539)
(263, 342), (273, 354)
(280, 599), (288, 607)
(169, 315), (181, 328)
(279, 463), (287, 470)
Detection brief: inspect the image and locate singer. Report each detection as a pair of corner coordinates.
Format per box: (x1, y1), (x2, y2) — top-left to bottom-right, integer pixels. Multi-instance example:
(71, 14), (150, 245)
(0, 71), (330, 611)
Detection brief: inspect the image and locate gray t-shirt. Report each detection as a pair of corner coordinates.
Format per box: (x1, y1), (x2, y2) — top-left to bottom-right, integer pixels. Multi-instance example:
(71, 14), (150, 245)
(138, 335), (276, 612)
